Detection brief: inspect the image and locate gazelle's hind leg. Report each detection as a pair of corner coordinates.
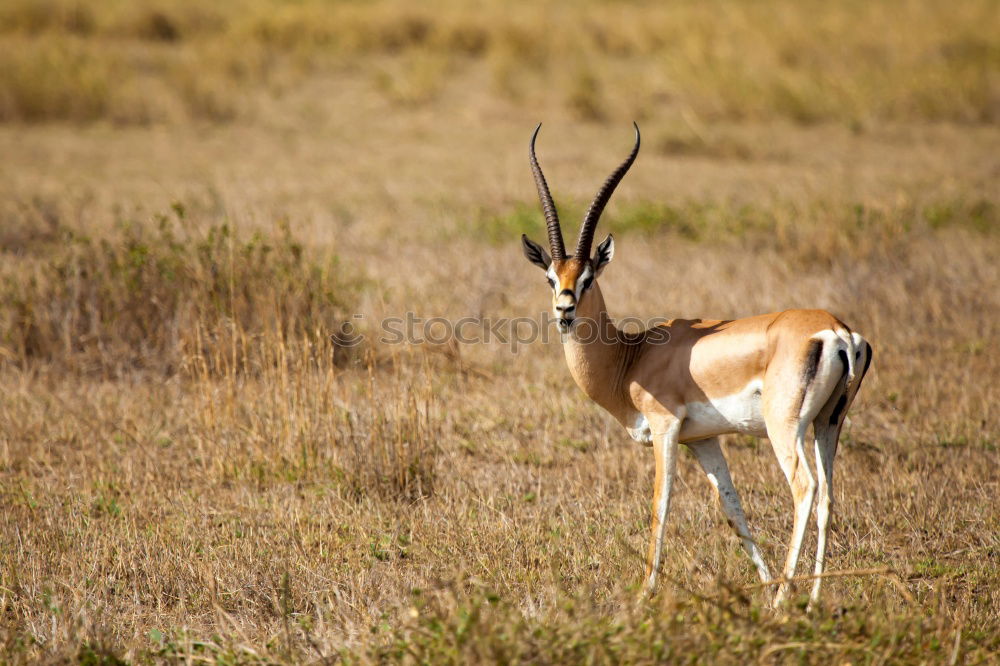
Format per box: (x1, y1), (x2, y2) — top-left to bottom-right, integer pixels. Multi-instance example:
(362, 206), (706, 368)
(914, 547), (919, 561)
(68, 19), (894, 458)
(809, 337), (873, 607)
(766, 418), (814, 607)
(689, 438), (772, 584)
(765, 334), (846, 607)
(809, 419), (840, 608)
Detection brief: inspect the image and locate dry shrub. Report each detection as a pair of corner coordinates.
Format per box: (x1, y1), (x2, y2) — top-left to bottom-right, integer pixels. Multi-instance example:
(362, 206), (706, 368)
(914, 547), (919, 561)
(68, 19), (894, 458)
(0, 207), (352, 376)
(0, 35), (258, 124)
(0, 0), (95, 36)
(0, 37), (115, 122)
(182, 338), (440, 502)
(339, 375), (439, 501)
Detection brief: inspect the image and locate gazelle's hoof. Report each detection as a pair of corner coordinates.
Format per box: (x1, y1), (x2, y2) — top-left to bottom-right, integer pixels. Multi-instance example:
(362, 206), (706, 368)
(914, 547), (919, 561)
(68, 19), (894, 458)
(637, 577), (656, 602)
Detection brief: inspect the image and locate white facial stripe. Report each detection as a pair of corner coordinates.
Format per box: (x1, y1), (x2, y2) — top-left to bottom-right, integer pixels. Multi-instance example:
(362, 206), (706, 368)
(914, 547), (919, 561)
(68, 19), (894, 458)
(574, 266), (593, 301)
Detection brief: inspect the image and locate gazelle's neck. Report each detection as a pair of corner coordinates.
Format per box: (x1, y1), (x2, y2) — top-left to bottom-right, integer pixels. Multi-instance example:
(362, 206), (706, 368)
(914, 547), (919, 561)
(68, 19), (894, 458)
(561, 282), (639, 423)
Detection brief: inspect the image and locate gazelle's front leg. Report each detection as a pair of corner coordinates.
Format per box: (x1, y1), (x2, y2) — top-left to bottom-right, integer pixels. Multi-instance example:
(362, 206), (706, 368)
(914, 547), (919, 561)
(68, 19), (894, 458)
(643, 417), (682, 595)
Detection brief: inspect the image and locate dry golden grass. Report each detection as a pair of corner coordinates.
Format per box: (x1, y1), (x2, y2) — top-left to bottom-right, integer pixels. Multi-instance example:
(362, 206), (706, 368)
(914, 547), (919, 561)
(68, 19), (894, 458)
(1, 0), (998, 124)
(2, 1), (1000, 663)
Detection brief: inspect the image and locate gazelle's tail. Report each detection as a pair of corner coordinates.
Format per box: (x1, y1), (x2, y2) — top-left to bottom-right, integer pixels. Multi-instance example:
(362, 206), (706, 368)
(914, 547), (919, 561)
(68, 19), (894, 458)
(835, 328), (857, 390)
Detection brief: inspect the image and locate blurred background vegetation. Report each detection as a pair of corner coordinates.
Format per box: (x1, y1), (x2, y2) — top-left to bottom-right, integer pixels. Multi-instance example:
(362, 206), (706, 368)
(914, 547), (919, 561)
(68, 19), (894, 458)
(1, 0), (997, 124)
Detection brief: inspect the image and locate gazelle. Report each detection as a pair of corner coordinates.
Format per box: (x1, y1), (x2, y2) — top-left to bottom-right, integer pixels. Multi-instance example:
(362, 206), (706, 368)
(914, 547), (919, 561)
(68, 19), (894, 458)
(520, 124), (872, 607)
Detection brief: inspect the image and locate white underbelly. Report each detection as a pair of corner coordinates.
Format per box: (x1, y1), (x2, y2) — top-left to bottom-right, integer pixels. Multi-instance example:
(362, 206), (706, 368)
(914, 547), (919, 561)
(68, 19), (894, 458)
(679, 379), (768, 442)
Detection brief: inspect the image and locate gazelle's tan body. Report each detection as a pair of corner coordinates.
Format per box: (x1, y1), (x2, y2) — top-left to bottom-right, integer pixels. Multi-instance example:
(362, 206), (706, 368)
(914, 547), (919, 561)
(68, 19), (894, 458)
(563, 282), (860, 444)
(520, 126), (872, 607)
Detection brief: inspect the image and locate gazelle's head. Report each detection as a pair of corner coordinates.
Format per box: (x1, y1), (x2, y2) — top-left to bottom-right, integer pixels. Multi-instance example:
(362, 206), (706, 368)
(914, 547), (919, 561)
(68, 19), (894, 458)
(520, 123), (640, 332)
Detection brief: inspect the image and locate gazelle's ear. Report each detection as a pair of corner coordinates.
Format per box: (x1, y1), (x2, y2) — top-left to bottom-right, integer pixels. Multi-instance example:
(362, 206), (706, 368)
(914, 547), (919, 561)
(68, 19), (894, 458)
(593, 234), (614, 277)
(521, 234), (551, 270)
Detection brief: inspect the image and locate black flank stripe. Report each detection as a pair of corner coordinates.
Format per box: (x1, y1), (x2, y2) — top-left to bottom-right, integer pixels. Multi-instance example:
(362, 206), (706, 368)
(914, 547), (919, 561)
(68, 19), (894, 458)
(802, 340), (824, 387)
(798, 339), (824, 415)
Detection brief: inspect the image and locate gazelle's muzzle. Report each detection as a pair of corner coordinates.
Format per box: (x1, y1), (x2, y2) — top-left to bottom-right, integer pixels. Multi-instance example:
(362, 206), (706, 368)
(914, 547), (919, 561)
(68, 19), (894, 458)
(554, 290), (576, 331)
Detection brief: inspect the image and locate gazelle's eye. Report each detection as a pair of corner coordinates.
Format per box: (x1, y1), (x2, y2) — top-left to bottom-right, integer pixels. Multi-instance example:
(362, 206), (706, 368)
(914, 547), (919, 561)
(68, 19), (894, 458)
(547, 276), (556, 288)
(580, 276), (594, 291)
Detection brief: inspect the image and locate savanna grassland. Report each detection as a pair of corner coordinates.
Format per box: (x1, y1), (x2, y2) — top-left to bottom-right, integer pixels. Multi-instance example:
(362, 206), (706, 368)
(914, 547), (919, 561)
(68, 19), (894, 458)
(1, 0), (999, 663)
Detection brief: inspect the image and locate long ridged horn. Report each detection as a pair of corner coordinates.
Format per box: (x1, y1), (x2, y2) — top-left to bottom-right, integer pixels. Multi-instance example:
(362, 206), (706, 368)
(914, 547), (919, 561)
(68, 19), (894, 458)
(529, 123), (566, 261)
(576, 122), (640, 260)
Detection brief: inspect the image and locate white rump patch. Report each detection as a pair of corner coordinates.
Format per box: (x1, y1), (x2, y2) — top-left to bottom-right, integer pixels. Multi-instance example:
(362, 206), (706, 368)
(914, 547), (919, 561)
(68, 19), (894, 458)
(799, 330), (851, 422)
